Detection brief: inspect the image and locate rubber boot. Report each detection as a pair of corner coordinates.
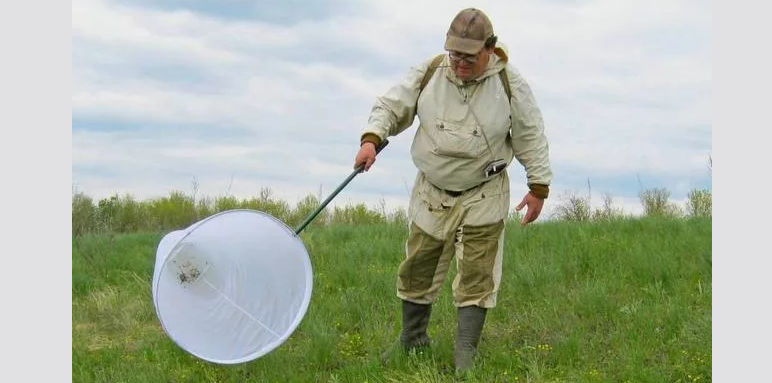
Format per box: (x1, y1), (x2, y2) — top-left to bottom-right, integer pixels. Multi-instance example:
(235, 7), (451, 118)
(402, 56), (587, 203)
(454, 305), (487, 374)
(380, 300), (432, 365)
(399, 300), (432, 350)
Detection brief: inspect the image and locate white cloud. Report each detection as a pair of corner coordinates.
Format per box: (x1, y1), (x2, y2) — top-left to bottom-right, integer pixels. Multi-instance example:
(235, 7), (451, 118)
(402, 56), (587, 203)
(72, 0), (247, 64)
(71, 0), (711, 217)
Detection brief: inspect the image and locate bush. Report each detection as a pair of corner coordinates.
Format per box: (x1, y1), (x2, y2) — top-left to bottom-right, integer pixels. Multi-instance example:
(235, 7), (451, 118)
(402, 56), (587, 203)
(329, 203), (387, 226)
(551, 191), (592, 222)
(145, 190), (198, 231)
(638, 188), (683, 218)
(591, 193), (628, 221)
(72, 192), (98, 236)
(70, 183), (711, 234)
(686, 189), (712, 218)
(289, 194), (327, 231)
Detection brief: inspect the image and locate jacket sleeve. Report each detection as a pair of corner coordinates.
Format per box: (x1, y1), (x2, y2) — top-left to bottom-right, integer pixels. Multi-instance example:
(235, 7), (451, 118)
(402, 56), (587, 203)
(506, 65), (554, 198)
(359, 58), (434, 146)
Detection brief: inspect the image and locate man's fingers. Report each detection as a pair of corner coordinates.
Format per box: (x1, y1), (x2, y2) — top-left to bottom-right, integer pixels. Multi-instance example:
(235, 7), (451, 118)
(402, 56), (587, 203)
(520, 206), (540, 226)
(354, 144), (377, 170)
(355, 153), (376, 171)
(516, 196), (527, 211)
(521, 210), (532, 226)
(531, 207), (542, 221)
(364, 157), (375, 171)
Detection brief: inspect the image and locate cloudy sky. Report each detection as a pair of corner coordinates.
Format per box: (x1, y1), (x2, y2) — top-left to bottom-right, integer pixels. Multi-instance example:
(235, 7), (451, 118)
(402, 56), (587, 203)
(71, 0), (712, 218)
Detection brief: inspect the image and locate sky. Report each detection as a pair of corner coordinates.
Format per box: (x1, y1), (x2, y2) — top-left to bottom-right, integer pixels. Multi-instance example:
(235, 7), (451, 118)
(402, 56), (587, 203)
(71, 0), (712, 218)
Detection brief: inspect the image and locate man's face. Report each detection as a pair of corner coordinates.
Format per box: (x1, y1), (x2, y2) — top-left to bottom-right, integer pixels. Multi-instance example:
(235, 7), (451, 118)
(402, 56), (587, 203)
(448, 47), (491, 81)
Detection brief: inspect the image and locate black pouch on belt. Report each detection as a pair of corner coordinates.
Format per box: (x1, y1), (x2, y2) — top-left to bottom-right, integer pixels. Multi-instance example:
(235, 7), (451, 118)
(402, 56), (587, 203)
(483, 159), (507, 178)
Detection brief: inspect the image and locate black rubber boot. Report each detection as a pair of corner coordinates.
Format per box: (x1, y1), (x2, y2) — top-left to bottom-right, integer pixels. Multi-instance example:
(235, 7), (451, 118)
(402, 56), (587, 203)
(399, 300), (432, 350)
(380, 300), (432, 365)
(454, 305), (487, 374)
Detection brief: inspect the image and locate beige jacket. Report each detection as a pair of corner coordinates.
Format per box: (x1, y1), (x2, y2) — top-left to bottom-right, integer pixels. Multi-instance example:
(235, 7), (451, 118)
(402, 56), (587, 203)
(361, 42), (552, 197)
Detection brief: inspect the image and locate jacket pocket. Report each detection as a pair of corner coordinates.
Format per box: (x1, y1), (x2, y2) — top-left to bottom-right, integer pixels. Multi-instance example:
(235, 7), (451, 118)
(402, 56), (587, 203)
(408, 174), (451, 240)
(432, 119), (485, 159)
(461, 172), (510, 226)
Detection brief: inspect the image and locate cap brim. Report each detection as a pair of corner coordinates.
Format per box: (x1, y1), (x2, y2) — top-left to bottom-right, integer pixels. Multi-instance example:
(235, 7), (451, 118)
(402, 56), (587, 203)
(444, 35), (485, 55)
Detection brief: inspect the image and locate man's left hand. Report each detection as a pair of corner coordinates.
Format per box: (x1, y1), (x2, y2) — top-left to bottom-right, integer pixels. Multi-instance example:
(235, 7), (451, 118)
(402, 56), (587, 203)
(515, 192), (545, 226)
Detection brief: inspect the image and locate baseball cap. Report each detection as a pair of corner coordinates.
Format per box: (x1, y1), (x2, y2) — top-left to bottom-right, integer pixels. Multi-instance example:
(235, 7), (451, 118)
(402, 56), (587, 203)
(444, 8), (495, 55)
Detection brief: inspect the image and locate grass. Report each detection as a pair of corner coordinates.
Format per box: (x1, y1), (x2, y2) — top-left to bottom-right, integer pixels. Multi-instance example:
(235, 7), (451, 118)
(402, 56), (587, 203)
(72, 216), (711, 383)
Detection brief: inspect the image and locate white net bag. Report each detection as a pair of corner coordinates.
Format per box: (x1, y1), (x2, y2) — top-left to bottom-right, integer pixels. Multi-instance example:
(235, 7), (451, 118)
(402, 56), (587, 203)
(152, 209), (313, 364)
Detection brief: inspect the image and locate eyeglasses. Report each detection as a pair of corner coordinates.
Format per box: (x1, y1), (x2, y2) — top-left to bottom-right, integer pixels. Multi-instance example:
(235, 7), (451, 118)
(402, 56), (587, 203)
(448, 51), (480, 64)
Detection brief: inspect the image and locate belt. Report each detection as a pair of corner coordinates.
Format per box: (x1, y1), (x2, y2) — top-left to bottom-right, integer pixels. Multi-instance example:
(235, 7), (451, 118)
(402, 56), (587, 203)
(436, 180), (489, 197)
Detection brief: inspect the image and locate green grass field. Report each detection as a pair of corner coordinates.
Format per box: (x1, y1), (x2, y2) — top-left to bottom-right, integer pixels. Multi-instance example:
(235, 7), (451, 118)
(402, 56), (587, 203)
(72, 216), (711, 383)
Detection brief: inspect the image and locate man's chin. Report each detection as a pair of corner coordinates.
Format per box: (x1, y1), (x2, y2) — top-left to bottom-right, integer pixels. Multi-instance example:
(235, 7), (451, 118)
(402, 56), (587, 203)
(455, 69), (473, 80)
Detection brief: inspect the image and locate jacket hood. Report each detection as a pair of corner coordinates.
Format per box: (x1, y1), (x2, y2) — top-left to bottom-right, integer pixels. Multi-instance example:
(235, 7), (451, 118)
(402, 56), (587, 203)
(486, 41), (510, 74)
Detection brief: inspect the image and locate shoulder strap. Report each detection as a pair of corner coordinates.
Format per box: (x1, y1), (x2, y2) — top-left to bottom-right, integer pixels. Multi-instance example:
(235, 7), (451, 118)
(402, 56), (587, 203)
(498, 68), (512, 100)
(419, 54), (446, 93)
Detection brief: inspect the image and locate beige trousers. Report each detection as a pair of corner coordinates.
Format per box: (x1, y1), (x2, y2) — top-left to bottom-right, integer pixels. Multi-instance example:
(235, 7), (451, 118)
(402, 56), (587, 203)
(397, 171), (510, 308)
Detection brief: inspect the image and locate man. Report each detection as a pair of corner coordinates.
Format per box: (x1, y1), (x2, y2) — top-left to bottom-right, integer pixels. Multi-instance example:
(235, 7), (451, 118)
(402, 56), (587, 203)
(353, 8), (553, 373)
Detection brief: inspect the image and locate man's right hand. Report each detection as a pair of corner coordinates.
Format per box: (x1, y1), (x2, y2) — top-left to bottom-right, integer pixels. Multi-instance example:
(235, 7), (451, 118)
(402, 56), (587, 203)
(354, 142), (377, 171)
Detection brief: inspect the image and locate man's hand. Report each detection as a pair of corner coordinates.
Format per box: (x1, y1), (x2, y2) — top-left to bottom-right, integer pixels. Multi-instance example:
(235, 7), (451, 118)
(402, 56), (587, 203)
(515, 192), (545, 226)
(354, 142), (377, 171)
